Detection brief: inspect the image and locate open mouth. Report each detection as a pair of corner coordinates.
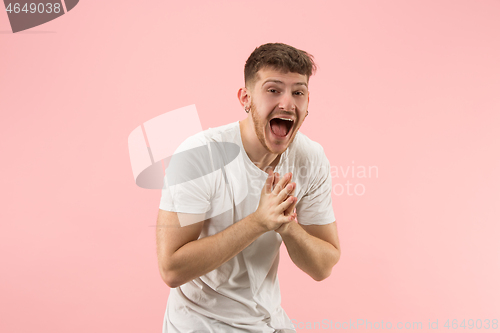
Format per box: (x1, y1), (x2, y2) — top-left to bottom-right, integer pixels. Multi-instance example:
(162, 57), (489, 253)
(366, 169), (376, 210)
(269, 117), (294, 138)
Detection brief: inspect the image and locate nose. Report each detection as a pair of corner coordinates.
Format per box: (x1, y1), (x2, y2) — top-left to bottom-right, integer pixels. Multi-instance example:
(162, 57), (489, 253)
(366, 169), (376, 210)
(278, 92), (296, 112)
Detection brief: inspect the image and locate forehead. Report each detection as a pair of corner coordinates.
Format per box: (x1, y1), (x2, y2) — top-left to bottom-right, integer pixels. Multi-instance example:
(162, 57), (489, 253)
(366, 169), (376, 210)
(254, 68), (308, 88)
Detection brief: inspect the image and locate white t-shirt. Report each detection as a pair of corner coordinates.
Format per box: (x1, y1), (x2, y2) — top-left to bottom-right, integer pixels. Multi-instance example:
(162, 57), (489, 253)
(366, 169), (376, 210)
(159, 121), (336, 333)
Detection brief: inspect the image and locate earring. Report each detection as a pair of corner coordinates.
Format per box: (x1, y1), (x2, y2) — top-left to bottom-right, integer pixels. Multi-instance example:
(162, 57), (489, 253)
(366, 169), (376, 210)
(306, 110), (309, 116)
(245, 107), (250, 113)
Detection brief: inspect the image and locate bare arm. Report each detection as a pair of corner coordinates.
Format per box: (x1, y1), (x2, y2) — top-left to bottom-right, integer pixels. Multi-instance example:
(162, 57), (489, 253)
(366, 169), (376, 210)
(156, 210), (270, 288)
(156, 170), (297, 288)
(278, 221), (341, 281)
(274, 173), (341, 281)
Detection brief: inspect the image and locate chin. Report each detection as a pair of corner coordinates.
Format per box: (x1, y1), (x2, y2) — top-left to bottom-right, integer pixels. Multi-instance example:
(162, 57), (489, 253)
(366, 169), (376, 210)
(265, 126), (296, 154)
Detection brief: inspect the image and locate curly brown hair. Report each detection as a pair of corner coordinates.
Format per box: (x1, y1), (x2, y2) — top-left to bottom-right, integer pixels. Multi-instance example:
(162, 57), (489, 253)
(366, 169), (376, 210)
(244, 43), (317, 89)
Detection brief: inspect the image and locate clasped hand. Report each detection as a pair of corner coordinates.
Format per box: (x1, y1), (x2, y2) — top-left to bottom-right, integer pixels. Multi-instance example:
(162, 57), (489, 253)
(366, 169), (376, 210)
(253, 170), (298, 234)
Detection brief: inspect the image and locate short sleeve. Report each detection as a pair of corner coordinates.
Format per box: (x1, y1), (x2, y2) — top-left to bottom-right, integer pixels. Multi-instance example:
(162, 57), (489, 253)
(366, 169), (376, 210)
(295, 147), (336, 226)
(159, 135), (212, 214)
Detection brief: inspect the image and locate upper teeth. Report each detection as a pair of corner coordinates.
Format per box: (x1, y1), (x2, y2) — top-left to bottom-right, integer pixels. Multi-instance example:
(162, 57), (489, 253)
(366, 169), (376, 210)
(278, 118), (293, 121)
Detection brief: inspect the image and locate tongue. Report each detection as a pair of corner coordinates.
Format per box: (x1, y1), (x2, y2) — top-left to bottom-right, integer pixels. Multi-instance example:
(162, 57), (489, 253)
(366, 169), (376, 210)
(270, 120), (288, 137)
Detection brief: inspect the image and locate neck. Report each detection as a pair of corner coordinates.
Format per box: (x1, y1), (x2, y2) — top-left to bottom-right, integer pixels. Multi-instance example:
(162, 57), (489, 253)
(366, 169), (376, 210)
(239, 119), (280, 171)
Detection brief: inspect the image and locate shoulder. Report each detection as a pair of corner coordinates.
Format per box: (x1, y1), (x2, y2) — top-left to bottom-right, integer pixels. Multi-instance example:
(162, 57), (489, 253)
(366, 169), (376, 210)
(291, 131), (328, 165)
(168, 122), (239, 179)
(175, 122), (239, 152)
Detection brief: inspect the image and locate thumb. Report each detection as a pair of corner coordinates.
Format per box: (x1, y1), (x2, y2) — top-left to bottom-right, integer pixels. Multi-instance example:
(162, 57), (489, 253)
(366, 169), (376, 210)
(264, 168), (274, 194)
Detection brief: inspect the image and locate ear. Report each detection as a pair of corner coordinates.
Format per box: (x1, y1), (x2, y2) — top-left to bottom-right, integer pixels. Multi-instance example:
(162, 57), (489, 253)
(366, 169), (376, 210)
(237, 87), (251, 108)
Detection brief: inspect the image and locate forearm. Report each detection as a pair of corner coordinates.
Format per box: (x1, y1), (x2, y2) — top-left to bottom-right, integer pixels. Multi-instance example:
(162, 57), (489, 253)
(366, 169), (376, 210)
(165, 213), (265, 288)
(280, 222), (340, 281)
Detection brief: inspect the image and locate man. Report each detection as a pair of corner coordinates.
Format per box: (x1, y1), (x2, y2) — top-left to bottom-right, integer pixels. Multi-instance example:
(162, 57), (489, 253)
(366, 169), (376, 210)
(156, 43), (341, 332)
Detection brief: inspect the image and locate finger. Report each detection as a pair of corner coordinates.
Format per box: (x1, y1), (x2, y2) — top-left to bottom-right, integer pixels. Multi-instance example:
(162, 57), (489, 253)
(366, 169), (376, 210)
(284, 199), (297, 216)
(286, 182), (296, 197)
(278, 210), (297, 224)
(277, 182), (295, 203)
(284, 184), (297, 215)
(264, 169), (274, 194)
(272, 172), (292, 195)
(278, 195), (296, 213)
(271, 172), (279, 192)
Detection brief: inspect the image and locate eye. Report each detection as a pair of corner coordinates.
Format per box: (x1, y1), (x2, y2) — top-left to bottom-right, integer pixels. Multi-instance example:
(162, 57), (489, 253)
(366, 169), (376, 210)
(294, 91), (305, 96)
(268, 89), (279, 93)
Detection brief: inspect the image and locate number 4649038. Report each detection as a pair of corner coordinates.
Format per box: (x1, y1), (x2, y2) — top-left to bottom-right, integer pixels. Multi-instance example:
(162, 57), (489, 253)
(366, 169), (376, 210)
(5, 3), (62, 14)
(444, 319), (498, 329)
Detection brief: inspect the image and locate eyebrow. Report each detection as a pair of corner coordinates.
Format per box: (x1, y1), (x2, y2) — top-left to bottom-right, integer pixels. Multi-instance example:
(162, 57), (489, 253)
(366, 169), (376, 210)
(262, 79), (308, 88)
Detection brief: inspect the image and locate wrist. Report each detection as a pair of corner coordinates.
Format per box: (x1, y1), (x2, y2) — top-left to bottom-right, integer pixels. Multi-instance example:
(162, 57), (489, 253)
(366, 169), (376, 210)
(247, 212), (268, 235)
(276, 218), (299, 237)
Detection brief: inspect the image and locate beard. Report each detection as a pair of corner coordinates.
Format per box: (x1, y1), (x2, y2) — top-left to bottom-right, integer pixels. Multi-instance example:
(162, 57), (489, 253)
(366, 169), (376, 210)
(249, 101), (299, 155)
(250, 102), (274, 153)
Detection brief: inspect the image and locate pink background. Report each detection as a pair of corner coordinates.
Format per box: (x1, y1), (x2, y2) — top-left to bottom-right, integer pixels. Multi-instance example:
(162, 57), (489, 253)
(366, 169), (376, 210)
(1, 1), (499, 332)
